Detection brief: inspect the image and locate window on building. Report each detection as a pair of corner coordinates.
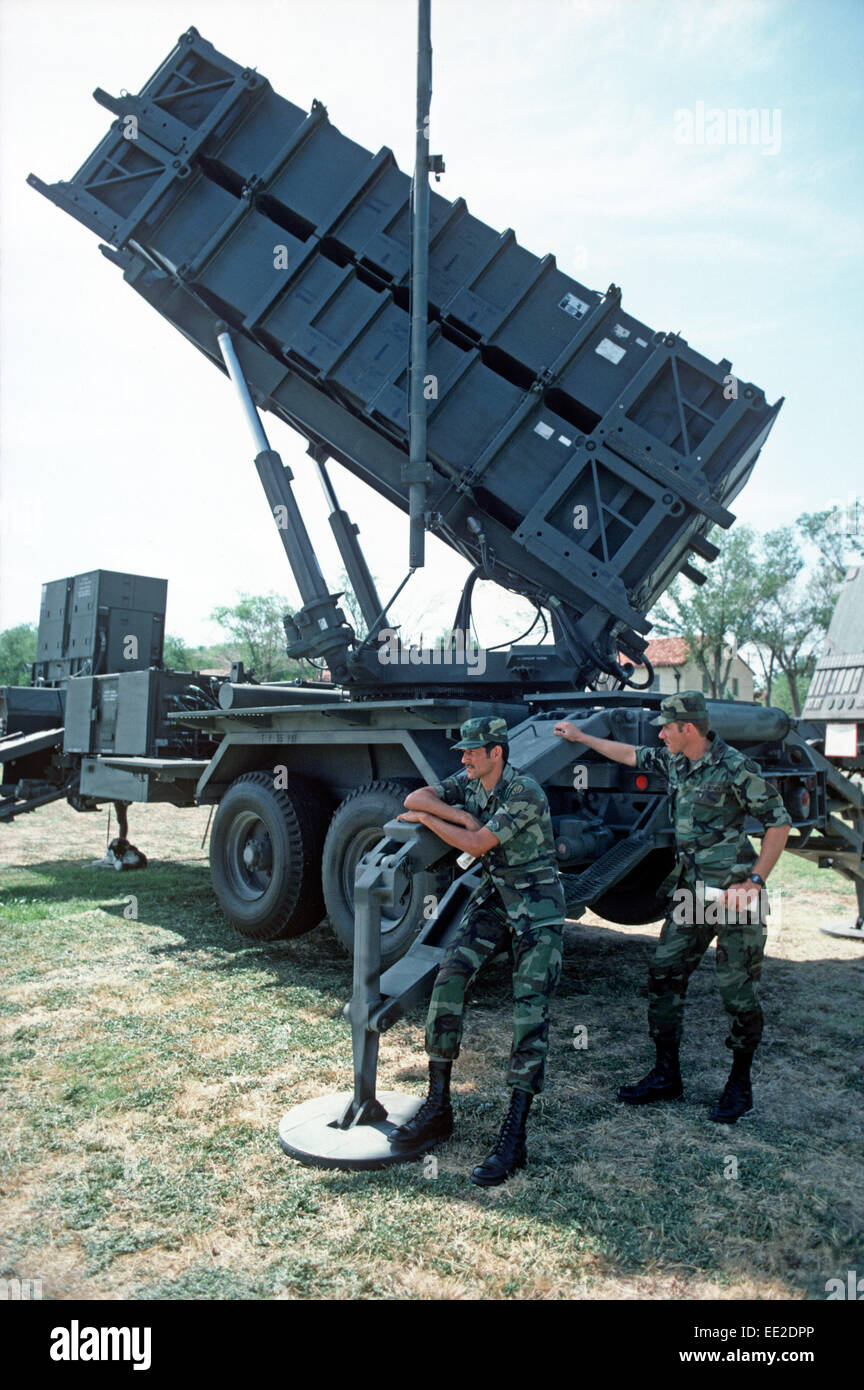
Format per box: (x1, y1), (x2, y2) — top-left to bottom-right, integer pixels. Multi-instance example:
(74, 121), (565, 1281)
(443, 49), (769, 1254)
(732, 677), (739, 696)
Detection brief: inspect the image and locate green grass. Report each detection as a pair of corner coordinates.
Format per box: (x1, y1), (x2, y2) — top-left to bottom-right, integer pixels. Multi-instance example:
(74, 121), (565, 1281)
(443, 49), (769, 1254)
(1, 802), (862, 1301)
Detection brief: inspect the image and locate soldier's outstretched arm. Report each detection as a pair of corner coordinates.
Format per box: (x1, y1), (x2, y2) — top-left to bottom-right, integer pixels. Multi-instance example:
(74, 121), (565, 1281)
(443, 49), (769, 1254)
(554, 721), (638, 767)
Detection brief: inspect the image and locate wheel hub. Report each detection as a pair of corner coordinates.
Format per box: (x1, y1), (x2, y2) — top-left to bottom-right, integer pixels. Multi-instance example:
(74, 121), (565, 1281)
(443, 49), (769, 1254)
(223, 810), (276, 900)
(243, 836), (272, 872)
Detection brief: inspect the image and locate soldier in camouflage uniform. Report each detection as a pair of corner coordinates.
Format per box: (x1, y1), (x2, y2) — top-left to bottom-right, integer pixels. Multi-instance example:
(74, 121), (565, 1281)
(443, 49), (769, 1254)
(555, 692), (791, 1123)
(388, 716), (566, 1183)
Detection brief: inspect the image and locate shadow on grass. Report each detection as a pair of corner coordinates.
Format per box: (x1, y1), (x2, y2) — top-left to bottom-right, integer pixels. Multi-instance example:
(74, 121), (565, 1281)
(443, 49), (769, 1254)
(7, 856), (863, 1013)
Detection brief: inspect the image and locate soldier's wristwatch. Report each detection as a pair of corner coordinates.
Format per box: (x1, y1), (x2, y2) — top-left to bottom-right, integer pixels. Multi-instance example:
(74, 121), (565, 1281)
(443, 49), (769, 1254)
(748, 873), (766, 888)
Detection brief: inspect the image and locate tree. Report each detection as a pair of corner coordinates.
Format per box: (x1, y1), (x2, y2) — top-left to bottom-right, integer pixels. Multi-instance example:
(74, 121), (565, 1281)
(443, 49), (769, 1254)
(797, 504), (864, 585)
(796, 505), (864, 631)
(746, 508), (864, 715)
(0, 624), (37, 685)
(651, 526), (773, 699)
(748, 526), (823, 715)
(210, 593), (303, 681)
(163, 633), (192, 670)
(655, 512), (858, 718)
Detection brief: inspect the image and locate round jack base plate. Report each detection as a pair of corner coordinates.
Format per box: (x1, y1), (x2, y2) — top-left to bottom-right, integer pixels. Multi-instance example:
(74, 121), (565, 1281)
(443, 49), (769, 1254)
(279, 1091), (426, 1170)
(820, 921), (864, 942)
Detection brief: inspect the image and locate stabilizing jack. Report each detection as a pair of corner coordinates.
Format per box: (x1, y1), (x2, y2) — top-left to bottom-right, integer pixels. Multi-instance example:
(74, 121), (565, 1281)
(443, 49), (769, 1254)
(278, 819), (470, 1168)
(820, 880), (864, 942)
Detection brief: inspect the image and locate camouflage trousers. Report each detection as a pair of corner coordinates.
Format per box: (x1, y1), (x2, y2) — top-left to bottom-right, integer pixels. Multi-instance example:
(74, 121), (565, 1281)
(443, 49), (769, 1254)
(425, 886), (564, 1095)
(648, 881), (768, 1052)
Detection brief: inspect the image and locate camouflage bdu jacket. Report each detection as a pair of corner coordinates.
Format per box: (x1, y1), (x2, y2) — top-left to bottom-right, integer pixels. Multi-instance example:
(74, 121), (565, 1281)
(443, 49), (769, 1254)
(635, 732), (792, 893)
(431, 761), (566, 926)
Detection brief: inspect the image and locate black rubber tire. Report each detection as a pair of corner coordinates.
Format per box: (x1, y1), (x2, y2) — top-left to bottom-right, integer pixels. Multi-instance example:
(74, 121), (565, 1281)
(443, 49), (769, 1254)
(210, 770), (330, 941)
(591, 848), (676, 925)
(322, 781), (449, 968)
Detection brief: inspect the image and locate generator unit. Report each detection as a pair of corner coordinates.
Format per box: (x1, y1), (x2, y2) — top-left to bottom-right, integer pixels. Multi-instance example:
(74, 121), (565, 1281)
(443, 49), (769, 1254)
(63, 668), (202, 757)
(33, 570), (167, 685)
(0, 570), (192, 822)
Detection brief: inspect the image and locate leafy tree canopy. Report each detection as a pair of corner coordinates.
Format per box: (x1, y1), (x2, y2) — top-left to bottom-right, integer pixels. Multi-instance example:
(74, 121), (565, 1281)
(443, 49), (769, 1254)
(0, 623), (36, 686)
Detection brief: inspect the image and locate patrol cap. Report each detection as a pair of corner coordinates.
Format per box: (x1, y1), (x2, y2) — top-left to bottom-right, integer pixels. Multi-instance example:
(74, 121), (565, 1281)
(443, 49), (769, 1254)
(451, 715), (510, 750)
(650, 690), (709, 727)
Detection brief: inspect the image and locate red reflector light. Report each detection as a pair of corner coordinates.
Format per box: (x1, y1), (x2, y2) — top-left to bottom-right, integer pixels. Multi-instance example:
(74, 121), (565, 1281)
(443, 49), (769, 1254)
(635, 774), (648, 790)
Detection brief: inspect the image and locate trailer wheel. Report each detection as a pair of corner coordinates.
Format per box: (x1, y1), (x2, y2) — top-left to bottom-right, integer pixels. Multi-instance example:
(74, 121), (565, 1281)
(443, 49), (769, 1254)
(591, 848), (676, 925)
(322, 781), (448, 968)
(210, 771), (330, 941)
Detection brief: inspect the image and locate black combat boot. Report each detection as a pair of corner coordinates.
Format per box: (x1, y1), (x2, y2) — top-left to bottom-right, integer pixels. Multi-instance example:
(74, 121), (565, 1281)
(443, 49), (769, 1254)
(617, 1035), (684, 1104)
(708, 1049), (754, 1124)
(388, 1059), (453, 1152)
(470, 1089), (532, 1187)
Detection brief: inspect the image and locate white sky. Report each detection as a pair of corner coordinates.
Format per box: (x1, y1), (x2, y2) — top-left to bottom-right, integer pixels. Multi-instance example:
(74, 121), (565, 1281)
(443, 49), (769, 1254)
(1, 0), (862, 647)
